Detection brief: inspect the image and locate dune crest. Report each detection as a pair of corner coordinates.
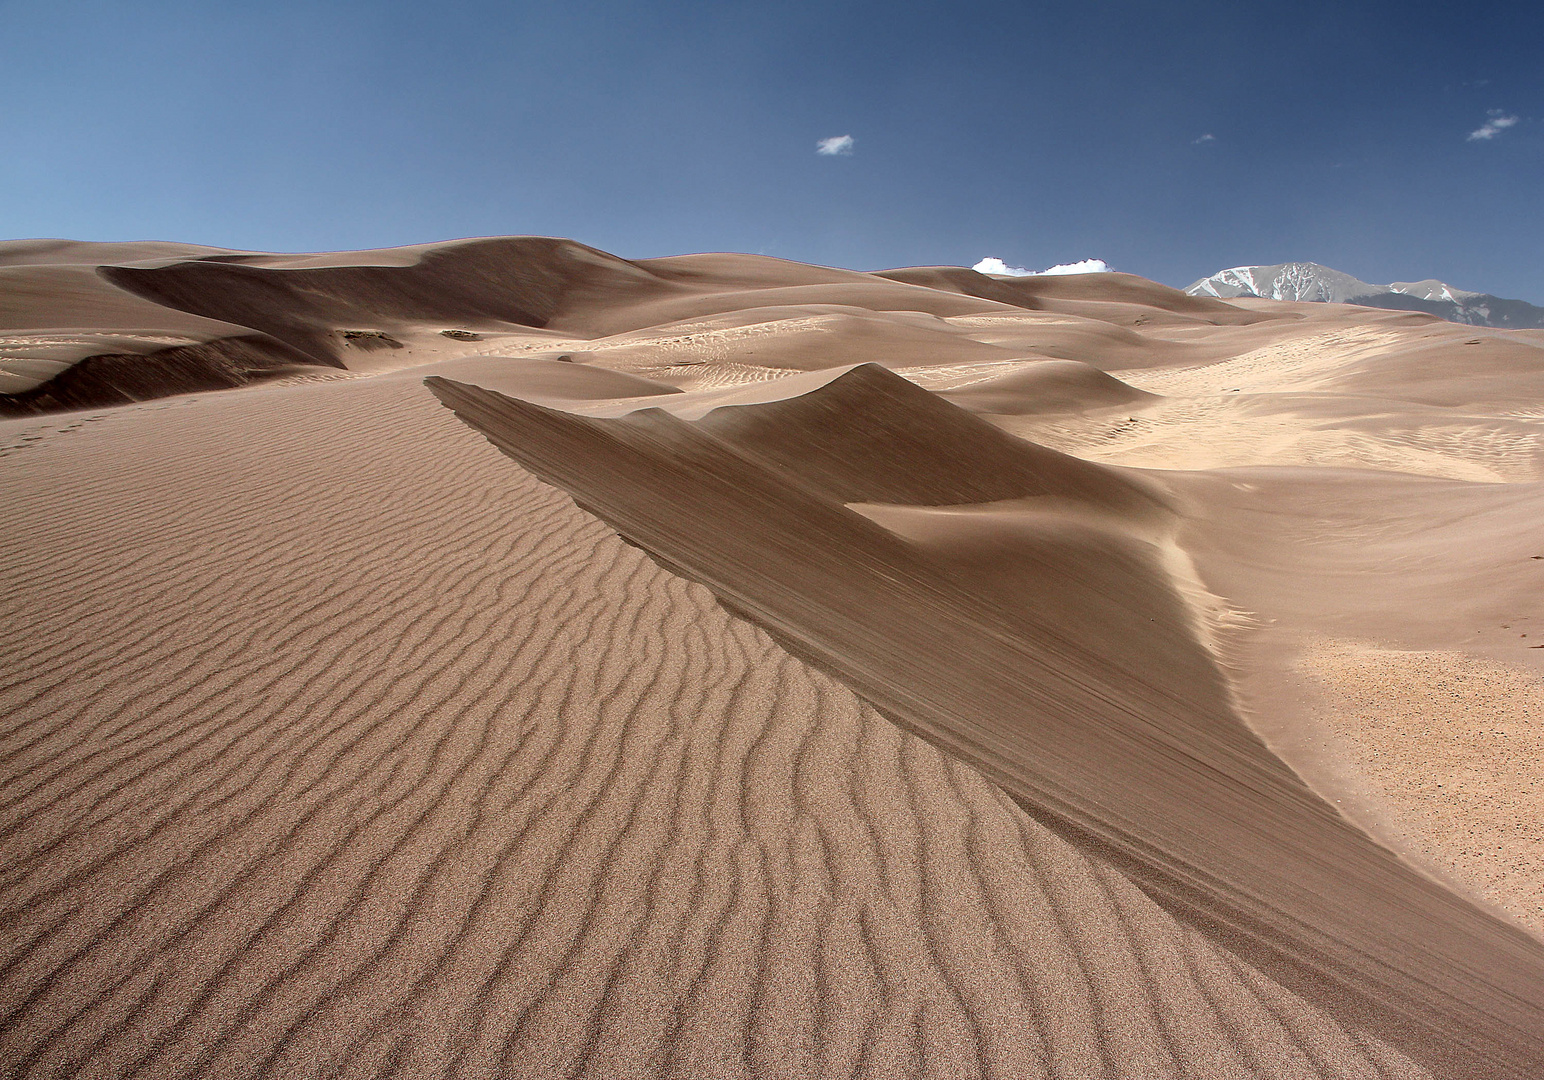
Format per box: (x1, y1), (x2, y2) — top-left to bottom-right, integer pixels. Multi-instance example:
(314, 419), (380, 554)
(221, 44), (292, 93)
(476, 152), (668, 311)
(428, 364), (1544, 1078)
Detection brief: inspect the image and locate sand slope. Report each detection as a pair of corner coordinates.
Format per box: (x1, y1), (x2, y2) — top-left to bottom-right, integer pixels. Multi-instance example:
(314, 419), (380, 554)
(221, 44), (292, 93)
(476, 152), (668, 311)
(4, 236), (1544, 1077)
(0, 238), (1313, 412)
(428, 366), (1544, 1078)
(0, 375), (1440, 1079)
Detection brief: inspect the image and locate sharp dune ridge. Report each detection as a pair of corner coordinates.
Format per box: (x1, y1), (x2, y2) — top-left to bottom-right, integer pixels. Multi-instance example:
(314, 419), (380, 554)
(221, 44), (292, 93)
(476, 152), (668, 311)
(3, 236), (1544, 1078)
(424, 367), (1544, 1078)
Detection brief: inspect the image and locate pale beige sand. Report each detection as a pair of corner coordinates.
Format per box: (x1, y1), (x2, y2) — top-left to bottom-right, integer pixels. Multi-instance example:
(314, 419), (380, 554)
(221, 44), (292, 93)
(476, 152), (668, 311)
(4, 237), (1544, 1077)
(1297, 643), (1544, 934)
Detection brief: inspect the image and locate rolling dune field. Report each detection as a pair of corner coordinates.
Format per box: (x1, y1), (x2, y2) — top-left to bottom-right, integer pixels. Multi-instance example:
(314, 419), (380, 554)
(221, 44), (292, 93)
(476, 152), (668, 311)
(2, 237), (1542, 1078)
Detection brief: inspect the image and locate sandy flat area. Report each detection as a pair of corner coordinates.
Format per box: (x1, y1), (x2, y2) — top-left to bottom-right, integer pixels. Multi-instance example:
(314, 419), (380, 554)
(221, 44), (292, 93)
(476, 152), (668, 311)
(3, 237), (1543, 1077)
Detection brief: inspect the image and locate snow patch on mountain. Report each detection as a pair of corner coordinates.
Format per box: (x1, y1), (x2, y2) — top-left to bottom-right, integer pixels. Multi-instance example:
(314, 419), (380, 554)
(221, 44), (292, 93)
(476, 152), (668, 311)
(1185, 262), (1544, 329)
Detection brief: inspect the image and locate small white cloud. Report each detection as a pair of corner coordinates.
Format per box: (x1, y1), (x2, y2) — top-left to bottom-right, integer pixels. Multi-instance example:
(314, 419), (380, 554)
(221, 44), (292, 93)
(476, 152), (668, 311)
(973, 257), (1033, 276)
(974, 257), (1110, 277)
(816, 134), (855, 156)
(1193, 133), (1217, 144)
(1467, 111), (1519, 141)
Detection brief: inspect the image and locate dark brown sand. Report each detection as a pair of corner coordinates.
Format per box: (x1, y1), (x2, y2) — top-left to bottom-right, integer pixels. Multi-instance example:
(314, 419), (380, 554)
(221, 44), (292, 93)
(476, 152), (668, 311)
(3, 236), (1543, 1077)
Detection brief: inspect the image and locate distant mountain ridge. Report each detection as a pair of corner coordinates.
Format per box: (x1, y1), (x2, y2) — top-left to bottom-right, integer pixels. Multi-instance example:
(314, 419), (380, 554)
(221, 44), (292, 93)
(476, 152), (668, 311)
(1185, 261), (1544, 329)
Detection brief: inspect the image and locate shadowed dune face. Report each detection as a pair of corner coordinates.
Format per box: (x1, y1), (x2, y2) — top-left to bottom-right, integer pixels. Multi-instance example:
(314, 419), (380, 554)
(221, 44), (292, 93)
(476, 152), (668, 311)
(690, 365), (1166, 515)
(1, 235), (1315, 413)
(427, 366), (1544, 1079)
(97, 237), (639, 360)
(0, 236), (682, 409)
(0, 260), (293, 402)
(5, 236), (1544, 1078)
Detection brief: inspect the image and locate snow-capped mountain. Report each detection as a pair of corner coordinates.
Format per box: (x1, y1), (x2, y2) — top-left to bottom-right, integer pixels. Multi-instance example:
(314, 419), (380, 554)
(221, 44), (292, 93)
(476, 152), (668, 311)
(1185, 262), (1544, 329)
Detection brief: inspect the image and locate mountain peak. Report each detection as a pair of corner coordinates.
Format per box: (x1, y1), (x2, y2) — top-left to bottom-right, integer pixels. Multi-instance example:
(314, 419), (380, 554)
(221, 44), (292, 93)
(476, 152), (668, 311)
(1184, 263), (1544, 328)
(1186, 262), (1379, 304)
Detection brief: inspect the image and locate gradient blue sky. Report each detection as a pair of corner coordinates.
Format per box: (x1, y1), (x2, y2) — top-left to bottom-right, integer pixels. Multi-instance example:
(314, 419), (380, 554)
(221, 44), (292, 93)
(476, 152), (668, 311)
(3, 0), (1541, 298)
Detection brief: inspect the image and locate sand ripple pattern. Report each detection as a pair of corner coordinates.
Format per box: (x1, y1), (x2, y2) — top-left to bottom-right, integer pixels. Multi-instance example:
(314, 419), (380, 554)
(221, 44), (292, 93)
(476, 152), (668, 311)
(0, 380), (1425, 1078)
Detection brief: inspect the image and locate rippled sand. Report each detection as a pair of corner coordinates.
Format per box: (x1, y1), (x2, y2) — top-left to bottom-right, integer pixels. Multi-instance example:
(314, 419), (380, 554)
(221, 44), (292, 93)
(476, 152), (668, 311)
(3, 237), (1543, 1077)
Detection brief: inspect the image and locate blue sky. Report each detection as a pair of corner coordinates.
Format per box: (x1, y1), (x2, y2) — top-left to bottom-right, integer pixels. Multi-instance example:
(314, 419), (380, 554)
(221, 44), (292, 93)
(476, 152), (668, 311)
(3, 0), (1541, 298)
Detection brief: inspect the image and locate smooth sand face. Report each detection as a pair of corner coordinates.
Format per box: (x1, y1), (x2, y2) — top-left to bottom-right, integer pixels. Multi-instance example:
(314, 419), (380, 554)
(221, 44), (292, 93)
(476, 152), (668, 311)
(3, 237), (1543, 1077)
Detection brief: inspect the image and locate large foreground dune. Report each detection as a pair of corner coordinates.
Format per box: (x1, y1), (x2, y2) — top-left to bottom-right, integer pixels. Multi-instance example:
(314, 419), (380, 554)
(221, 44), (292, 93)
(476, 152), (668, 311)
(2, 237), (1543, 1078)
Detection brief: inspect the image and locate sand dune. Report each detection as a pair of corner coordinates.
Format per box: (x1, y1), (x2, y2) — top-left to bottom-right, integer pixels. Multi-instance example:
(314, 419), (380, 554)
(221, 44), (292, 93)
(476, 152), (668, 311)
(0, 252), (297, 402)
(878, 267), (1268, 327)
(428, 365), (1544, 1078)
(3, 236), (1543, 1077)
(937, 360), (1154, 415)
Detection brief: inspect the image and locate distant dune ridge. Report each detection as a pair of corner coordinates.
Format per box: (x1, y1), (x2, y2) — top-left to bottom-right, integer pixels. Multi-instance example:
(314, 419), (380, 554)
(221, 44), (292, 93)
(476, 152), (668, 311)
(3, 237), (1544, 1078)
